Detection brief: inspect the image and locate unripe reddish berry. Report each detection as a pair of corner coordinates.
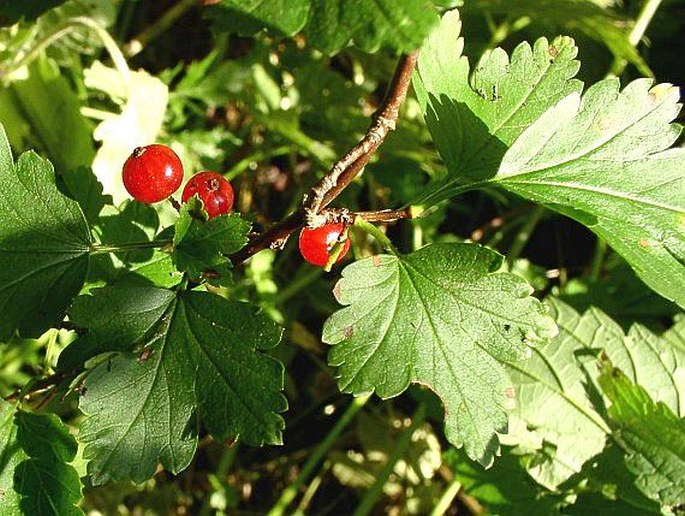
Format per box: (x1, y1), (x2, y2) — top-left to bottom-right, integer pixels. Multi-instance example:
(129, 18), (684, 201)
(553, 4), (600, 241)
(299, 222), (351, 267)
(181, 171), (234, 219)
(122, 144), (184, 203)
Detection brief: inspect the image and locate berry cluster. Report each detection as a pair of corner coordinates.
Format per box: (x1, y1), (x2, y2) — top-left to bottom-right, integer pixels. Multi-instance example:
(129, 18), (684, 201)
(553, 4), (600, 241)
(122, 144), (234, 218)
(122, 144), (350, 267)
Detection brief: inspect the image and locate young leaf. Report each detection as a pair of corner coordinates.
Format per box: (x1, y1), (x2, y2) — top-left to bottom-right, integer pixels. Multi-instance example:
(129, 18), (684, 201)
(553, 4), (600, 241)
(598, 360), (685, 508)
(207, 0), (439, 55)
(323, 243), (556, 467)
(413, 10), (582, 190)
(503, 298), (685, 489)
(0, 400), (83, 515)
(172, 197), (251, 285)
(495, 80), (685, 308)
(0, 122), (90, 340)
(75, 287), (286, 484)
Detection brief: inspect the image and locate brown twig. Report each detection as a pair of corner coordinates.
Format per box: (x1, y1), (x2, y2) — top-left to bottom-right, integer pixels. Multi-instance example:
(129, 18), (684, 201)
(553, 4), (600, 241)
(3, 371), (68, 402)
(230, 51), (419, 264)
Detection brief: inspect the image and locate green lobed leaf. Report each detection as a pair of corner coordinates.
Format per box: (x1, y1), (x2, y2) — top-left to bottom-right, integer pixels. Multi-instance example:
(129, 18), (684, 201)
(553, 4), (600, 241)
(323, 243), (556, 467)
(0, 122), (90, 340)
(206, 0), (309, 36)
(0, 400), (83, 515)
(413, 10), (582, 191)
(598, 360), (685, 508)
(503, 298), (685, 490)
(206, 0), (439, 55)
(59, 166), (111, 226)
(303, 0), (439, 54)
(75, 286), (286, 484)
(495, 80), (685, 308)
(172, 197), (251, 285)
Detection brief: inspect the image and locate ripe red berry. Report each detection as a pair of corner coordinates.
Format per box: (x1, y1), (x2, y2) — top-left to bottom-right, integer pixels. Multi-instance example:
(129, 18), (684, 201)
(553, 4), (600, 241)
(122, 144), (184, 203)
(181, 171), (235, 219)
(299, 222), (351, 267)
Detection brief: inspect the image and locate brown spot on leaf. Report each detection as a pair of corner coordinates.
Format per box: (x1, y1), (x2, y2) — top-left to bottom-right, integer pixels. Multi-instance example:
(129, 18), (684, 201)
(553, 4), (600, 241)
(332, 281), (343, 302)
(549, 46), (558, 58)
(344, 326), (354, 338)
(639, 239), (650, 248)
(504, 387), (516, 399)
(138, 348), (154, 363)
(372, 255), (382, 267)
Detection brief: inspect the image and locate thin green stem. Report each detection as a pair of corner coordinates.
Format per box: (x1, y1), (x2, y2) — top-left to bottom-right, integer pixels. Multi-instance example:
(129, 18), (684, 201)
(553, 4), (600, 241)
(90, 239), (172, 254)
(267, 395), (370, 516)
(353, 217), (400, 256)
(274, 266), (322, 305)
(124, 0), (199, 57)
(2, 16), (131, 94)
(353, 404), (427, 516)
(609, 0), (664, 76)
(225, 145), (292, 181)
(589, 237), (608, 282)
(1, 23), (75, 79)
(430, 477), (463, 516)
(507, 205), (545, 263)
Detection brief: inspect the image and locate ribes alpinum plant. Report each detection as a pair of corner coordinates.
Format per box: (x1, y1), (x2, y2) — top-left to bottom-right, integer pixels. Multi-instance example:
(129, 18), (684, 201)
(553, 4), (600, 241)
(0, 1), (683, 514)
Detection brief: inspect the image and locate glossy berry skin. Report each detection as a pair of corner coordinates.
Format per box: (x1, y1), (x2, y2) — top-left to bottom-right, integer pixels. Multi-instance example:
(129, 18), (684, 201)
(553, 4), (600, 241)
(122, 144), (184, 203)
(299, 222), (351, 267)
(181, 171), (235, 219)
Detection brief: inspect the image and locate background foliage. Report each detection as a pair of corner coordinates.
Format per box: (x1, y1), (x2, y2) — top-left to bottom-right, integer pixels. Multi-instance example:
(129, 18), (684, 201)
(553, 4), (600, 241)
(0, 0), (683, 514)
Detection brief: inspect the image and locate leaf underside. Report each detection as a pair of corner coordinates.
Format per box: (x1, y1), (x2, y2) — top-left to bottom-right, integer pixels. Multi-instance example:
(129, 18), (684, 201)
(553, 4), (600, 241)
(503, 298), (685, 491)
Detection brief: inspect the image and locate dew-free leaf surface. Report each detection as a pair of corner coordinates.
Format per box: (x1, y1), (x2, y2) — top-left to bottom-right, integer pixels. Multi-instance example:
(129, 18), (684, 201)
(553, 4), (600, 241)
(598, 361), (685, 508)
(415, 11), (685, 307)
(207, 0), (438, 55)
(0, 401), (83, 515)
(75, 287), (286, 484)
(503, 298), (685, 489)
(172, 197), (250, 285)
(414, 10), (582, 190)
(0, 122), (90, 339)
(323, 243), (556, 466)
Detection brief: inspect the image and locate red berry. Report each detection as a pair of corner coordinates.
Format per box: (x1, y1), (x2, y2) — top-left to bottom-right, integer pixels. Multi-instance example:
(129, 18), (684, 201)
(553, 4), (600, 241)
(299, 222), (351, 267)
(122, 144), (184, 203)
(181, 171), (235, 219)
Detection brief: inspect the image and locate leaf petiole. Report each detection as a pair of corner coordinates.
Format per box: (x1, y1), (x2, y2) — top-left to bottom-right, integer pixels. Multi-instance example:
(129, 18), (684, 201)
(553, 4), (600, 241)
(353, 216), (400, 256)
